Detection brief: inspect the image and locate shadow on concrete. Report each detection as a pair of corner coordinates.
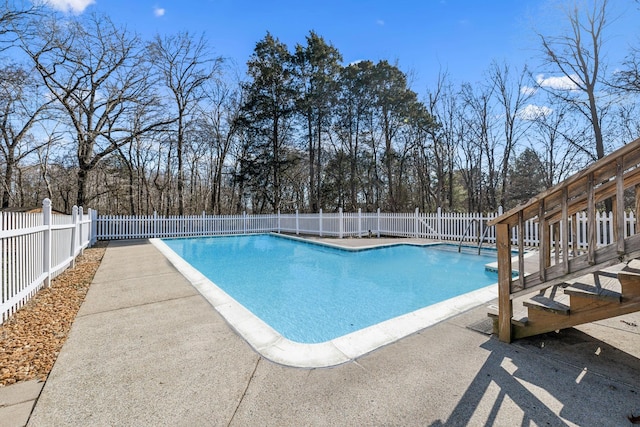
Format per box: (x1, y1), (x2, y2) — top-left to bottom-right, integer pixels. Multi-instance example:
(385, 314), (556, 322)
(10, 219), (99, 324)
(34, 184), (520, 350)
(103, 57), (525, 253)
(430, 328), (640, 426)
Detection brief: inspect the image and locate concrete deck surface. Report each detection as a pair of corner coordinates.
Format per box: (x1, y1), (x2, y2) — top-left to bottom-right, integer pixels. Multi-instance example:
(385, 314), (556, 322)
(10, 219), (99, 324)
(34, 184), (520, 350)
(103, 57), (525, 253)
(12, 239), (640, 426)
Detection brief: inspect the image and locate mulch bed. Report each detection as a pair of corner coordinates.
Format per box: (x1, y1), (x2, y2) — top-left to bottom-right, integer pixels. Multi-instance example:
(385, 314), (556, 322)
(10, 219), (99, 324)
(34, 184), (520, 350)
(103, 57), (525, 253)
(0, 242), (107, 386)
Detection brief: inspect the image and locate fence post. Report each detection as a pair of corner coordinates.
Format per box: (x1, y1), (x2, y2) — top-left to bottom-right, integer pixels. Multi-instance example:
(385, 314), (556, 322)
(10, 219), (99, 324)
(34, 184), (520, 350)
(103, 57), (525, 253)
(319, 209), (323, 237)
(43, 198), (52, 287)
(78, 206), (84, 253)
(358, 208), (362, 238)
(87, 208), (92, 245)
(339, 208), (343, 239)
(437, 207), (442, 240)
(153, 211), (158, 238)
(243, 211), (247, 234)
(91, 211), (98, 244)
(376, 208), (381, 238)
(296, 209), (299, 235)
(70, 206), (78, 268)
(479, 211), (485, 246)
(277, 209), (281, 234)
(414, 207), (419, 238)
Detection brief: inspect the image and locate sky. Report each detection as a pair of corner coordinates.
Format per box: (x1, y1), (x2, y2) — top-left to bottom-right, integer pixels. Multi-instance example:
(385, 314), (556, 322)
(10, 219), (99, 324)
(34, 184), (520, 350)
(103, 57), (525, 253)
(39, 0), (640, 95)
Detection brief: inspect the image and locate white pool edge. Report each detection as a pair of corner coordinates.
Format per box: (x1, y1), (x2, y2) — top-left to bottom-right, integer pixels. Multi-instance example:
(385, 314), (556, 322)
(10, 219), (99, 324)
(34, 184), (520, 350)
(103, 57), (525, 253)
(150, 237), (498, 368)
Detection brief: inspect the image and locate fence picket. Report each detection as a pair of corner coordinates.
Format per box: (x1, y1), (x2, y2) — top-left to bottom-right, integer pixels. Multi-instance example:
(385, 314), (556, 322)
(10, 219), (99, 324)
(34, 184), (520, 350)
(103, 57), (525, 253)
(1, 199), (94, 324)
(91, 209), (639, 246)
(6, 200), (639, 325)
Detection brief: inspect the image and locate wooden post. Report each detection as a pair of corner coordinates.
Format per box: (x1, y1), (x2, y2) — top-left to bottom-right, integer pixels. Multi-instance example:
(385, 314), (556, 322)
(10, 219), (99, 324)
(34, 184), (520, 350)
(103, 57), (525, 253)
(497, 223), (513, 343)
(587, 173), (596, 265)
(561, 188), (569, 273)
(571, 212), (578, 257)
(538, 200), (548, 282)
(518, 211), (525, 291)
(635, 185), (640, 235)
(616, 158), (625, 254)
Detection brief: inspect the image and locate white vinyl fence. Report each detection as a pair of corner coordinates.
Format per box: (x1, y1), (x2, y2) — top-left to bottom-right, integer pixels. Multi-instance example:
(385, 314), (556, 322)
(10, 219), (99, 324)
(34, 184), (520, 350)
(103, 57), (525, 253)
(4, 200), (637, 324)
(1, 199), (96, 323)
(95, 207), (638, 250)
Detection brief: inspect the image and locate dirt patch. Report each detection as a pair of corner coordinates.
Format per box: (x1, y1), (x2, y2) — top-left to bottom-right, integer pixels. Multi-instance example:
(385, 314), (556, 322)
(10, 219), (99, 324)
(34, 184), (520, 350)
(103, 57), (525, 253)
(0, 242), (107, 386)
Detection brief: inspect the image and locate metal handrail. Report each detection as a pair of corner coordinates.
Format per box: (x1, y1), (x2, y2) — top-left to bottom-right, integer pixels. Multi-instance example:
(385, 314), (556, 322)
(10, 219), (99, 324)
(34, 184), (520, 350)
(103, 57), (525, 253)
(458, 219), (479, 252)
(477, 226), (492, 255)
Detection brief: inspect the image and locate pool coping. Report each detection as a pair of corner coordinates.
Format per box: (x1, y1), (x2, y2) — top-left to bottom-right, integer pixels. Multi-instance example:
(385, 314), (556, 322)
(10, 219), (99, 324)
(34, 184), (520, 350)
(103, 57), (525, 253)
(150, 236), (500, 368)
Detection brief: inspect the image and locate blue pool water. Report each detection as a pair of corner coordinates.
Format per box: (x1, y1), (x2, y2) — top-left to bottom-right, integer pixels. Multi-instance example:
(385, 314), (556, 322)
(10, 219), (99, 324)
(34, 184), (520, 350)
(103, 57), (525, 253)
(162, 234), (498, 343)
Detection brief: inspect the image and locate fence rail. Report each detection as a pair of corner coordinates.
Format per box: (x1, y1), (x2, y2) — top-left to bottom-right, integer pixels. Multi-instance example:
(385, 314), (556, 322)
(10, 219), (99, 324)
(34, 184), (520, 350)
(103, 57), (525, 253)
(95, 207), (637, 249)
(4, 200), (637, 325)
(1, 199), (95, 324)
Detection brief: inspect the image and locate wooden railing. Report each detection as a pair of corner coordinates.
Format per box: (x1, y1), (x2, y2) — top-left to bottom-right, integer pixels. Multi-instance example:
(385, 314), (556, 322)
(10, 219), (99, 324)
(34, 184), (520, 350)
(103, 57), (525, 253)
(489, 137), (640, 342)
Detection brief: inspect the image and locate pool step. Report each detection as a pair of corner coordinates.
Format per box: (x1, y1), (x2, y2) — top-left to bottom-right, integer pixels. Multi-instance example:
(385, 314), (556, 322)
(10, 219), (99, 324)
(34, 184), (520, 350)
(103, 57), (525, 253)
(489, 260), (640, 340)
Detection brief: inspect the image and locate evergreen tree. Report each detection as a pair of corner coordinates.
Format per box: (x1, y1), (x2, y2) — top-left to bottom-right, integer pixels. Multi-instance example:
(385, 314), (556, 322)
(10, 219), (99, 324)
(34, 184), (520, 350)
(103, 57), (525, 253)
(506, 147), (546, 208)
(239, 33), (298, 212)
(294, 31), (342, 212)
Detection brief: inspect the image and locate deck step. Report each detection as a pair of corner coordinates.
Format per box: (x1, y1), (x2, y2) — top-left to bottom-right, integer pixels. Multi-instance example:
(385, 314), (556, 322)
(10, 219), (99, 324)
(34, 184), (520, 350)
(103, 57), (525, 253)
(523, 295), (570, 315)
(617, 270), (640, 297)
(563, 281), (622, 302)
(486, 310), (528, 327)
(492, 258), (640, 340)
(625, 258), (640, 271)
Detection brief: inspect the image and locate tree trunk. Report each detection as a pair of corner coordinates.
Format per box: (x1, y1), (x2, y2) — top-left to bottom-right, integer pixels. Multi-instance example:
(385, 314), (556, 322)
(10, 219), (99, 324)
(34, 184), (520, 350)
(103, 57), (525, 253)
(76, 167), (88, 208)
(1, 155), (13, 208)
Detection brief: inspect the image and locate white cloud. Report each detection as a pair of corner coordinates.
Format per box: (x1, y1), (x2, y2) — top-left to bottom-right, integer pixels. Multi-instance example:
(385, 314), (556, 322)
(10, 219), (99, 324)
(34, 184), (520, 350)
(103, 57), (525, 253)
(520, 86), (537, 96)
(43, 0), (94, 14)
(154, 7), (165, 17)
(536, 73), (581, 91)
(518, 104), (553, 120)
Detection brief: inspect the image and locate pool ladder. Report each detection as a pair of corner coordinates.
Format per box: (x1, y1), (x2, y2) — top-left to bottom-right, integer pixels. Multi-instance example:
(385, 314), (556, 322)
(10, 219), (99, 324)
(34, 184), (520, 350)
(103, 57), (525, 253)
(457, 219), (492, 254)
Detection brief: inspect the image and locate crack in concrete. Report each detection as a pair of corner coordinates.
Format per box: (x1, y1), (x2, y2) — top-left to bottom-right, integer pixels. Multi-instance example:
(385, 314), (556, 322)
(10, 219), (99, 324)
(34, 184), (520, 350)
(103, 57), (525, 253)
(227, 356), (261, 427)
(76, 294), (200, 318)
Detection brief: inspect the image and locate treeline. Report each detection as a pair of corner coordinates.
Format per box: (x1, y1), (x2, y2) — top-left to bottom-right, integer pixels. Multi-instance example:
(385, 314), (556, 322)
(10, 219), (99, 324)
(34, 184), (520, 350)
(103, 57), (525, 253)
(1, 0), (640, 215)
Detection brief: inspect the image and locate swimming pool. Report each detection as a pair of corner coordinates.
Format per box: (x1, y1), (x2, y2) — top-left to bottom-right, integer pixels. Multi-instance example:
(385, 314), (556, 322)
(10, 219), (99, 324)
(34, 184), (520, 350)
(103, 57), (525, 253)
(152, 235), (500, 367)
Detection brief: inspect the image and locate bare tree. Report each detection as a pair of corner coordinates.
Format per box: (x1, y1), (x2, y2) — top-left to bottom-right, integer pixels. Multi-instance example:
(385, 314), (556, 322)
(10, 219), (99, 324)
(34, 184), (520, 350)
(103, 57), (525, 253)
(21, 13), (171, 207)
(488, 61), (534, 208)
(0, 63), (53, 207)
(537, 0), (614, 161)
(425, 71), (461, 211)
(0, 0), (38, 51)
(148, 31), (223, 215)
(460, 82), (497, 211)
(196, 79), (241, 214)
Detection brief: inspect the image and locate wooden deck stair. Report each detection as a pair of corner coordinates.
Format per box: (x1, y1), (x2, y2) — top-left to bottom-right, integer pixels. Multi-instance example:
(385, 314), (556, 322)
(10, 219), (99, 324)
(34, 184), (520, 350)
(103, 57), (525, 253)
(488, 136), (640, 342)
(489, 260), (640, 339)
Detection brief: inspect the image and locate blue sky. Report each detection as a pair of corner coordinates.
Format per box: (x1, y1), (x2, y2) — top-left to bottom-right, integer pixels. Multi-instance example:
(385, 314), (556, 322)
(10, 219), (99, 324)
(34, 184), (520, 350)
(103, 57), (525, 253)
(42, 0), (639, 94)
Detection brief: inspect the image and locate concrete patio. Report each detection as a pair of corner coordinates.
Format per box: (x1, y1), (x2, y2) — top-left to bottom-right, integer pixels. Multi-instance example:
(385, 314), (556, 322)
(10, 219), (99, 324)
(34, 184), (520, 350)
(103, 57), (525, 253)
(6, 239), (640, 426)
